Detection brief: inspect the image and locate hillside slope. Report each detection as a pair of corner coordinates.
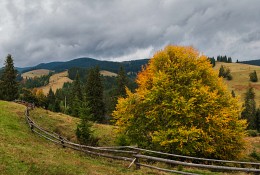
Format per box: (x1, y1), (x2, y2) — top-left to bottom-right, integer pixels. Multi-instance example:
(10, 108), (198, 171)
(0, 101), (167, 175)
(214, 62), (260, 105)
(37, 70), (73, 94)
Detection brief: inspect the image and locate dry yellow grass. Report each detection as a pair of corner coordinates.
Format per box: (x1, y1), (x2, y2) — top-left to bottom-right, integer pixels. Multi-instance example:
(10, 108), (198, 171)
(100, 70), (117, 77)
(38, 70), (73, 95)
(21, 69), (50, 79)
(214, 62), (260, 106)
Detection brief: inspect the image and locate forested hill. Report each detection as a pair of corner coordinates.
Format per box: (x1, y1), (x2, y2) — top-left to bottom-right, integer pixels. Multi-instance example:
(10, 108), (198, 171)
(22, 57), (149, 73)
(241, 59), (260, 66)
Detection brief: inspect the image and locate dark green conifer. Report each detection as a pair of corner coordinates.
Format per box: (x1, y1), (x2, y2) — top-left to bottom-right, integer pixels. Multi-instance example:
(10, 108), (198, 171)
(0, 54), (19, 101)
(116, 66), (128, 98)
(228, 57), (232, 63)
(249, 70), (258, 82)
(241, 87), (257, 130)
(47, 88), (56, 111)
(85, 67), (105, 122)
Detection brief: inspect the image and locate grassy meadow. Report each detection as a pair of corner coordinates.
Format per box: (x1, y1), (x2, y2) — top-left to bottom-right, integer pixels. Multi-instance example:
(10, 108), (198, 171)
(214, 62), (260, 106)
(0, 101), (170, 175)
(1, 100), (249, 174)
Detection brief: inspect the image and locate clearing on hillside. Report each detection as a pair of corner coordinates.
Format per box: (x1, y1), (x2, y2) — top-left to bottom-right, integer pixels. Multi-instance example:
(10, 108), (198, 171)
(21, 69), (50, 79)
(100, 70), (118, 77)
(38, 70), (73, 95)
(214, 62), (260, 105)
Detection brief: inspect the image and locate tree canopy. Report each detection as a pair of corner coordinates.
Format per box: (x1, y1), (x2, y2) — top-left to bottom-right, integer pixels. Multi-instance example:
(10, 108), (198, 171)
(113, 45), (247, 159)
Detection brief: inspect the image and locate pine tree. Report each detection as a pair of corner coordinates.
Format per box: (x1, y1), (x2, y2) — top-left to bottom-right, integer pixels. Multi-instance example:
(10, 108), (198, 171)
(249, 70), (258, 82)
(228, 57), (232, 63)
(85, 67), (105, 122)
(0, 54), (19, 101)
(217, 56), (220, 62)
(116, 66), (128, 98)
(218, 65), (225, 77)
(241, 87), (256, 130)
(47, 88), (56, 111)
(223, 55), (228, 62)
(71, 72), (83, 117)
(72, 71), (83, 101)
(76, 102), (98, 145)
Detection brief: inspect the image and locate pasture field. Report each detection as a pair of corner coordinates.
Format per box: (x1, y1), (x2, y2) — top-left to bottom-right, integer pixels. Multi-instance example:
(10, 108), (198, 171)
(21, 69), (50, 79)
(214, 62), (260, 106)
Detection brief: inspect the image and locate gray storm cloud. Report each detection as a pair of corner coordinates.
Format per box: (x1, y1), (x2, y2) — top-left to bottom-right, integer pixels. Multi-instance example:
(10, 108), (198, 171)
(0, 0), (260, 67)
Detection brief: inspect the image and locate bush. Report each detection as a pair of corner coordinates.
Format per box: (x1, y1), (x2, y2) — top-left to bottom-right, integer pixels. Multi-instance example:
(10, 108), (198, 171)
(115, 134), (131, 146)
(247, 130), (258, 137)
(250, 149), (260, 161)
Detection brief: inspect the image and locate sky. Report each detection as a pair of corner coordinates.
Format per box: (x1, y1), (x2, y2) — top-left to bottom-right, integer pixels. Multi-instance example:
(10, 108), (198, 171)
(0, 0), (260, 67)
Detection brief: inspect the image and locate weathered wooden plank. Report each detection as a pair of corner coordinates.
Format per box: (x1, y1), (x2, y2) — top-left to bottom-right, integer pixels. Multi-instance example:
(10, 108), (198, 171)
(135, 154), (260, 173)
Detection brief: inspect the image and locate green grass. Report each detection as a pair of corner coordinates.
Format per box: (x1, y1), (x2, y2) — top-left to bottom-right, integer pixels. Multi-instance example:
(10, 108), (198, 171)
(0, 101), (170, 175)
(0, 101), (251, 175)
(29, 107), (118, 146)
(214, 62), (260, 105)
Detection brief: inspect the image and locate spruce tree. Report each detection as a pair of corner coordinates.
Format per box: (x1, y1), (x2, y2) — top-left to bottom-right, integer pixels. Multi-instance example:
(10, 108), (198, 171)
(228, 57), (232, 63)
(241, 87), (256, 130)
(72, 71), (83, 101)
(85, 67), (105, 122)
(116, 66), (128, 98)
(47, 88), (55, 111)
(249, 70), (258, 82)
(76, 102), (97, 145)
(71, 72), (83, 117)
(218, 65), (225, 77)
(0, 54), (19, 101)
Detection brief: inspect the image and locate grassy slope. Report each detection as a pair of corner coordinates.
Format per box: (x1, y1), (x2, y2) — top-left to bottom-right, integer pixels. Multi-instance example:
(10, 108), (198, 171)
(0, 101), (170, 175)
(0, 101), (229, 175)
(29, 108), (117, 146)
(21, 69), (50, 79)
(214, 62), (260, 105)
(37, 70), (73, 95)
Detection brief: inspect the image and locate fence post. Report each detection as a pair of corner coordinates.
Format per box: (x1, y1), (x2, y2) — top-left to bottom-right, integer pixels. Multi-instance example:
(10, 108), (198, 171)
(134, 154), (141, 170)
(59, 135), (65, 148)
(29, 121), (34, 132)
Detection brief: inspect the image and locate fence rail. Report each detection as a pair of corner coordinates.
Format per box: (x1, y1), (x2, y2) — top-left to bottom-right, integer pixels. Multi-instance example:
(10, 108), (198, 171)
(15, 100), (260, 175)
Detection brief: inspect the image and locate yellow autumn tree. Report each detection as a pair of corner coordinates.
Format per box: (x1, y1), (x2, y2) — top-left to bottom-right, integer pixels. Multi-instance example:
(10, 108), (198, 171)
(113, 45), (247, 159)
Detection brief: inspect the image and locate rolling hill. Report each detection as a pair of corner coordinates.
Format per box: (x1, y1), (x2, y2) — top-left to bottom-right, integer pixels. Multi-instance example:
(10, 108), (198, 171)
(213, 62), (260, 105)
(23, 57), (149, 74)
(21, 69), (50, 79)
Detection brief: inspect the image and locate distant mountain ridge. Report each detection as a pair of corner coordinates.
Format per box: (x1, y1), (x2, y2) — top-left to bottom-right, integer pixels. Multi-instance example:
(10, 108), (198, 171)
(241, 59), (260, 66)
(21, 57), (149, 73)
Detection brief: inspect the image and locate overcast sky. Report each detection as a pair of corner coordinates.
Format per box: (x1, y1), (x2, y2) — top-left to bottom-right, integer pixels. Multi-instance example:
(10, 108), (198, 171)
(0, 0), (260, 67)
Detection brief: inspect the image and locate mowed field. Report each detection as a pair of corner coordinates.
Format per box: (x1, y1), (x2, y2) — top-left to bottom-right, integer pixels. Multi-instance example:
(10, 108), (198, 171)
(214, 62), (260, 106)
(21, 69), (50, 79)
(38, 70), (73, 95)
(36, 70), (117, 95)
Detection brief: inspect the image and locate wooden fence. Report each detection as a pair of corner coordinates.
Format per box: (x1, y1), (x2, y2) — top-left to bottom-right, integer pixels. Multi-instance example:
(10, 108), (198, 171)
(16, 100), (260, 175)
